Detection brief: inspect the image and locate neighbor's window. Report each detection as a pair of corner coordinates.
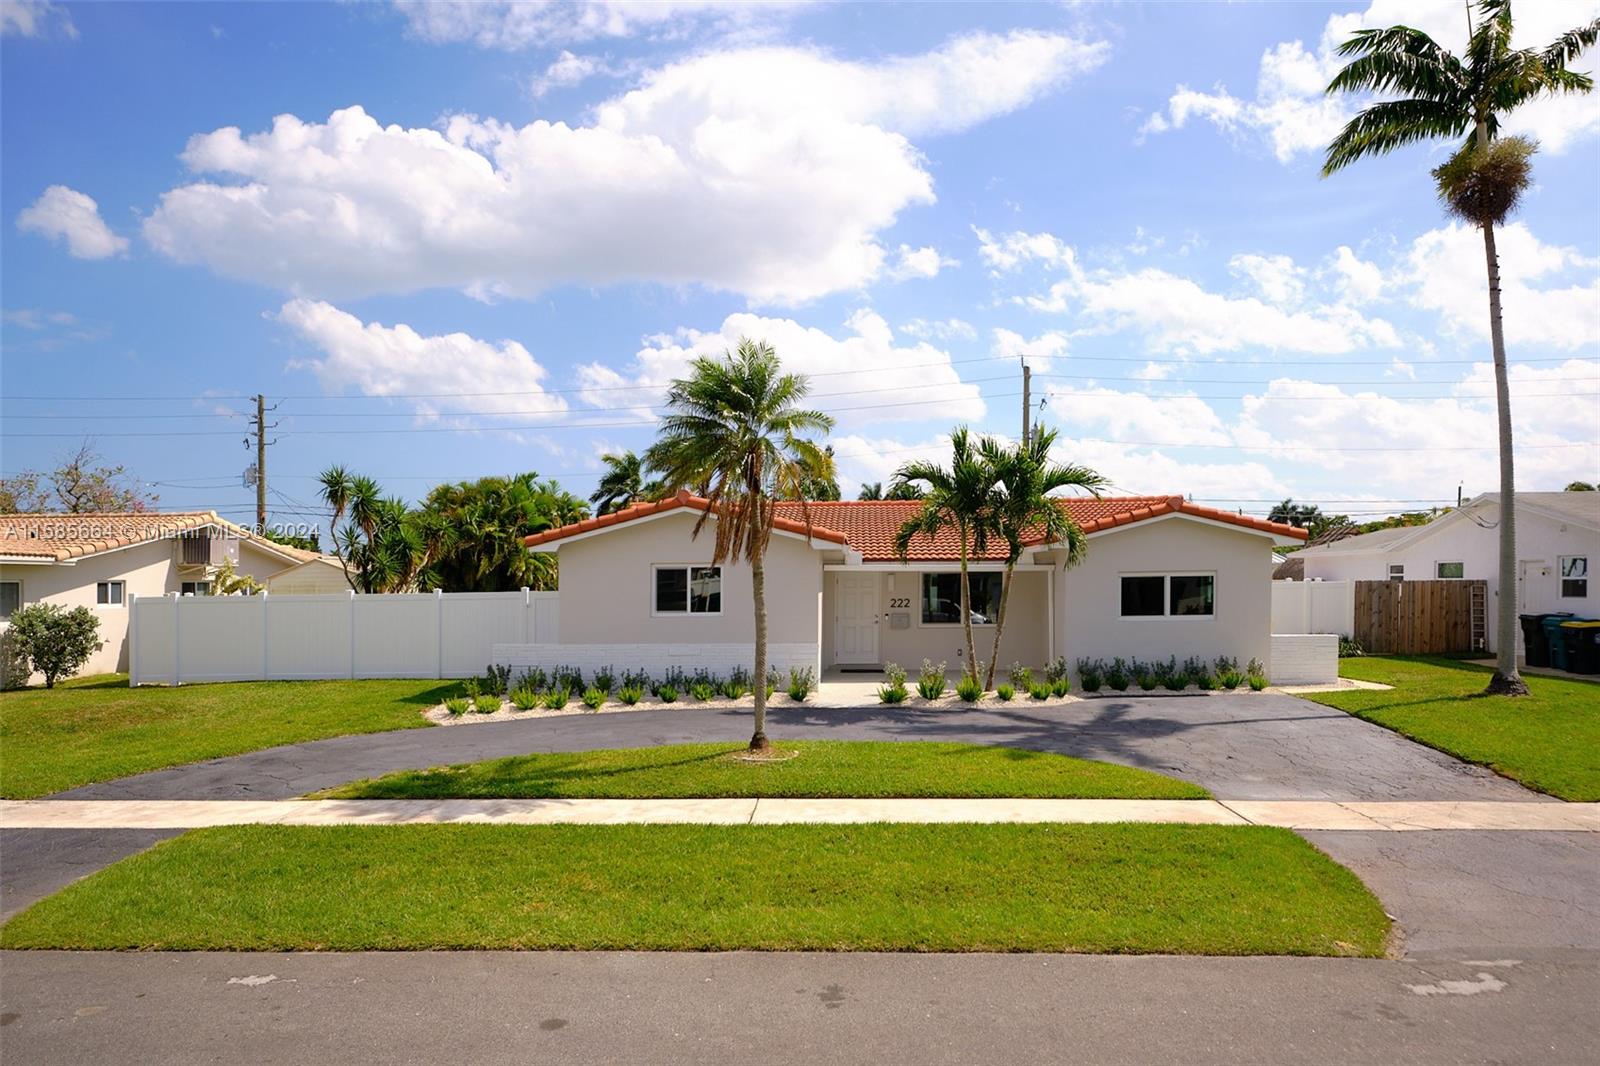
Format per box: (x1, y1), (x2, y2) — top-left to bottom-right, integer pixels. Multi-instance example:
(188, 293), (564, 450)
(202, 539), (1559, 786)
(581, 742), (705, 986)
(1388, 564), (1405, 581)
(96, 580), (125, 606)
(1120, 574), (1215, 618)
(921, 572), (1004, 625)
(180, 581), (211, 597)
(0, 580), (19, 618)
(1560, 556), (1588, 599)
(653, 566), (721, 614)
(1435, 561), (1465, 579)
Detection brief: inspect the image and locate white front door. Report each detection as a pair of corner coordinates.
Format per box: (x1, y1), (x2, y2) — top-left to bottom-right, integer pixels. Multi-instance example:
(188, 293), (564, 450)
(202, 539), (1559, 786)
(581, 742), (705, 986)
(835, 573), (881, 665)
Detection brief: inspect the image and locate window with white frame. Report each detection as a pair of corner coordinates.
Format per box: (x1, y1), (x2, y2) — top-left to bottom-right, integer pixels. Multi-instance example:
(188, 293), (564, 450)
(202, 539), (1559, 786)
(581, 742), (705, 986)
(653, 565), (721, 614)
(1560, 556), (1588, 598)
(0, 580), (20, 618)
(96, 581), (125, 606)
(1120, 574), (1215, 618)
(920, 572), (1004, 625)
(1435, 561), (1465, 579)
(1388, 564), (1405, 581)
(180, 581), (211, 597)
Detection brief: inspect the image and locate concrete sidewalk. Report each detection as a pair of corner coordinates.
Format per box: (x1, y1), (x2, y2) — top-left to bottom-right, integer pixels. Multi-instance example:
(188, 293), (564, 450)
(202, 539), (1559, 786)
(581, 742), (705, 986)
(4, 797), (1597, 830)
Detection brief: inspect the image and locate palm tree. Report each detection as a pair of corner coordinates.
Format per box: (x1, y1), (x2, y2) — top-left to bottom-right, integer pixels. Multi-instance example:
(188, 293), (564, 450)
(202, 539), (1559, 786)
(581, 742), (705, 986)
(1268, 498), (1323, 529)
(645, 339), (834, 751)
(318, 465), (380, 592)
(590, 451), (663, 515)
(317, 467), (437, 593)
(1323, 0), (1598, 695)
(423, 473), (588, 591)
(858, 482), (884, 500)
(893, 428), (1001, 687)
(978, 429), (1106, 689)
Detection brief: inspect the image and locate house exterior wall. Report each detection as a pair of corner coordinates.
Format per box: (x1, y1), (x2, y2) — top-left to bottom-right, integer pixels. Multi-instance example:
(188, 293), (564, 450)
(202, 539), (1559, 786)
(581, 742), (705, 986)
(1056, 517), (1275, 678)
(265, 558), (351, 595)
(1300, 501), (1599, 652)
(1, 539), (174, 675)
(554, 510), (824, 647)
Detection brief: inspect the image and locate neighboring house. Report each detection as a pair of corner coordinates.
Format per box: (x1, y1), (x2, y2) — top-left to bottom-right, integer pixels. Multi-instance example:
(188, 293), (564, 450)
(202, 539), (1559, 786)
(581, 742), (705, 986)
(0, 511), (327, 676)
(1296, 492), (1599, 652)
(515, 491), (1305, 679)
(264, 555), (353, 595)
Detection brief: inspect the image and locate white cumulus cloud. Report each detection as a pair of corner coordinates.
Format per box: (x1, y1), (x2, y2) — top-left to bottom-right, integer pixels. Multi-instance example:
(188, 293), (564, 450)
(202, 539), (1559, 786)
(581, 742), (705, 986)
(393, 0), (802, 49)
(16, 185), (128, 259)
(1, 0), (75, 38)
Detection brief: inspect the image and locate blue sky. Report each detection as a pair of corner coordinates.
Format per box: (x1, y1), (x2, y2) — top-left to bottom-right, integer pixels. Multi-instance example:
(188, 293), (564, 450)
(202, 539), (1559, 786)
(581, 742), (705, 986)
(3, 0), (1597, 535)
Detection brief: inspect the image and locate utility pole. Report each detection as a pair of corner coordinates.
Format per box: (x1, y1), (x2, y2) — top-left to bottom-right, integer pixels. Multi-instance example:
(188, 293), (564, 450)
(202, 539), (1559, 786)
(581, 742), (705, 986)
(1021, 361), (1032, 446)
(244, 395), (278, 535)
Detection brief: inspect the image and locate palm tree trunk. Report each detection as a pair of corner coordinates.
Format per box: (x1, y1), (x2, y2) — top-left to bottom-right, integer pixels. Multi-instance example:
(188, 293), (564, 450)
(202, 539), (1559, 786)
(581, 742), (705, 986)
(750, 547), (771, 749)
(1481, 219), (1529, 696)
(958, 535), (978, 684)
(984, 565), (1014, 689)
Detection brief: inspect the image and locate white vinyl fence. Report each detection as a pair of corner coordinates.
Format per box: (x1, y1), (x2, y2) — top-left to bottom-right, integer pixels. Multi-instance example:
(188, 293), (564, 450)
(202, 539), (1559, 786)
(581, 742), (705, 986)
(1271, 579), (1354, 636)
(128, 589), (558, 686)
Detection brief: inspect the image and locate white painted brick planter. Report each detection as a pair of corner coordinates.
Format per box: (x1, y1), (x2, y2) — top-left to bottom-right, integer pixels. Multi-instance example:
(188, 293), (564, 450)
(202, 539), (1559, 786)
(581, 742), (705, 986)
(1270, 633), (1339, 685)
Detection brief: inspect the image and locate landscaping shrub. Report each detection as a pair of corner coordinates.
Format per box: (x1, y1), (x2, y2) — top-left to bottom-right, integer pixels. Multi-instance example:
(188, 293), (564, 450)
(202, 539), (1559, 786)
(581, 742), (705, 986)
(720, 677), (746, 700)
(658, 685), (679, 703)
(651, 667), (686, 698)
(1075, 657), (1103, 693)
(1160, 657), (1186, 692)
(621, 668), (651, 693)
(541, 688), (570, 711)
(884, 662), (908, 688)
(765, 667), (783, 696)
(1007, 662), (1034, 690)
(995, 683), (1015, 701)
(581, 686), (606, 710)
(1194, 669), (1217, 691)
(787, 666), (815, 702)
(0, 627), (31, 690)
(877, 682), (908, 704)
(515, 667), (547, 695)
(552, 666), (584, 694)
(2, 604), (102, 689)
(1246, 658), (1269, 691)
(1029, 681), (1052, 701)
(916, 659), (947, 700)
(618, 684), (644, 706)
(591, 667), (615, 695)
(510, 686), (540, 711)
(463, 678), (481, 701)
(1248, 673), (1270, 691)
(955, 674), (983, 702)
(690, 681), (715, 702)
(480, 664), (511, 697)
(474, 695), (501, 714)
(1051, 677), (1072, 697)
(1338, 635), (1365, 658)
(444, 696), (471, 717)
(1105, 657), (1131, 692)
(1043, 656), (1069, 687)
(1133, 658), (1159, 691)
(1215, 656), (1244, 690)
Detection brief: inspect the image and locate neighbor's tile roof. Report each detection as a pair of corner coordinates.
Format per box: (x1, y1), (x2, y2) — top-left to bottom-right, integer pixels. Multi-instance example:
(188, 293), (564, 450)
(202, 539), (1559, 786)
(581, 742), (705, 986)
(525, 491), (1304, 561)
(0, 511), (322, 564)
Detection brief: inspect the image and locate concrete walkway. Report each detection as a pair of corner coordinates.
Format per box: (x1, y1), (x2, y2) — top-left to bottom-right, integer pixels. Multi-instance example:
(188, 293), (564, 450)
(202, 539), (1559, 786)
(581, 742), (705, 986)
(5, 797), (1597, 830)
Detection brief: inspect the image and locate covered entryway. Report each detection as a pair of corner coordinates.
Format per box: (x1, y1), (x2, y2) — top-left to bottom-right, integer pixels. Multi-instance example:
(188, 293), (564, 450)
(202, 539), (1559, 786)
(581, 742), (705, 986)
(833, 572), (881, 666)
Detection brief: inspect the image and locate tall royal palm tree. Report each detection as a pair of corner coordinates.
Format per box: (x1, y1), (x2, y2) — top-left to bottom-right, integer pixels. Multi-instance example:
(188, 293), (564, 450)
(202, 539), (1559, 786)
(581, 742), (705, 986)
(645, 339), (834, 751)
(893, 428), (1001, 687)
(590, 451), (664, 515)
(978, 429), (1106, 689)
(1323, 0), (1598, 696)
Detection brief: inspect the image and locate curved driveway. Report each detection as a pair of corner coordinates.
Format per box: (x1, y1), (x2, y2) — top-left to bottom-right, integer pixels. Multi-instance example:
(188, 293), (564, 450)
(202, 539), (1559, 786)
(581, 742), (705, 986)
(56, 692), (1540, 802)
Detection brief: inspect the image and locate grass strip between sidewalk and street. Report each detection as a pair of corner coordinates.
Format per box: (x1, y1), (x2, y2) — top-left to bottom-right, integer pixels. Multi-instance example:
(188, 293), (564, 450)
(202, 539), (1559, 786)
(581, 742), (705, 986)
(1301, 656), (1600, 802)
(317, 741), (1209, 800)
(0, 823), (1388, 956)
(0, 675), (446, 799)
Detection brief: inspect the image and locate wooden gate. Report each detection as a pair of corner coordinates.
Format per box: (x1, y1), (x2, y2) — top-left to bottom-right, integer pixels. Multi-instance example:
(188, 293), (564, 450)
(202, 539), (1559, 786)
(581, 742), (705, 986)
(1352, 579), (1487, 654)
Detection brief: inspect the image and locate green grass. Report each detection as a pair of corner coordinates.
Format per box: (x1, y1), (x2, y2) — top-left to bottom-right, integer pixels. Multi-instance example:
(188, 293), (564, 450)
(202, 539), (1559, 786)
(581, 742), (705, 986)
(1302, 656), (1600, 801)
(319, 741), (1208, 800)
(0, 675), (447, 799)
(0, 823), (1387, 955)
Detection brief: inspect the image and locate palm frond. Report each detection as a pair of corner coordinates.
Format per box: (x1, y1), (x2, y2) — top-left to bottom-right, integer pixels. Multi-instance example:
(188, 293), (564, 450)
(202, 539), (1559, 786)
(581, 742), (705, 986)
(1322, 98), (1469, 174)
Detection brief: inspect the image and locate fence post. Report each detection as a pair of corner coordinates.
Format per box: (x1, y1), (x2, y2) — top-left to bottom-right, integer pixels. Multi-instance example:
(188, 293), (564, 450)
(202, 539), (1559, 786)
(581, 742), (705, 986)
(260, 590), (270, 681)
(436, 588), (444, 679)
(128, 594), (139, 687)
(522, 587), (531, 644)
(170, 591), (181, 686)
(349, 590), (357, 680)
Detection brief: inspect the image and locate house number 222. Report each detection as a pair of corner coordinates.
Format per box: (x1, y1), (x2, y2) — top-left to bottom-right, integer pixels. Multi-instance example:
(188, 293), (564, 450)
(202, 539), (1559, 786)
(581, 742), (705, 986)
(888, 597), (911, 609)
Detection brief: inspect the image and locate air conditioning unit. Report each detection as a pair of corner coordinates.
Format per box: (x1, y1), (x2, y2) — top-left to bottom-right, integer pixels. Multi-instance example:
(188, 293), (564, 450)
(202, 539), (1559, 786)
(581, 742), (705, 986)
(176, 533), (220, 568)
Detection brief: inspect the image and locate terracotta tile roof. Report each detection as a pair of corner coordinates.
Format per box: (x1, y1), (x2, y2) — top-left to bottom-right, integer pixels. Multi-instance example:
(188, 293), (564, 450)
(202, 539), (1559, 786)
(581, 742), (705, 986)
(525, 492), (1305, 561)
(0, 511), (322, 564)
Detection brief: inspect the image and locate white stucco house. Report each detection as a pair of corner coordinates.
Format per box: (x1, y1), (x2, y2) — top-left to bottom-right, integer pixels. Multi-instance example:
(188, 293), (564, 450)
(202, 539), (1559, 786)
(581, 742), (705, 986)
(1, 511), (337, 677)
(505, 490), (1307, 681)
(1296, 492), (1599, 653)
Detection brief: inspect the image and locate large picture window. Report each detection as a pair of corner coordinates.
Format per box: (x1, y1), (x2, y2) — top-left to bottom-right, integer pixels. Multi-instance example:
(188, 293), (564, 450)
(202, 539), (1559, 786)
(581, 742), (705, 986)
(921, 572), (1004, 625)
(654, 565), (721, 615)
(1120, 574), (1215, 618)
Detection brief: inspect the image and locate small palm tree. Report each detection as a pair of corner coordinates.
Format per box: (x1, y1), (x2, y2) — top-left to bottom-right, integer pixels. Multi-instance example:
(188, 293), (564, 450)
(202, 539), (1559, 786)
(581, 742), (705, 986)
(645, 339), (834, 750)
(1323, 0), (1598, 695)
(893, 428), (1001, 687)
(590, 451), (662, 515)
(978, 429), (1106, 689)
(857, 482), (884, 501)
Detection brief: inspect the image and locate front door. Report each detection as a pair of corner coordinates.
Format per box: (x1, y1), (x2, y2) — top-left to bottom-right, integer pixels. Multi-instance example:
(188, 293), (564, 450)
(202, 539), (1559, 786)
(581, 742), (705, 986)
(835, 573), (880, 665)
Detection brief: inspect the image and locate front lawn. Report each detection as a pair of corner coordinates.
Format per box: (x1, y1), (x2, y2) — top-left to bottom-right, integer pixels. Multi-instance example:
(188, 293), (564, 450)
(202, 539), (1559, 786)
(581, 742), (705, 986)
(0, 675), (447, 799)
(320, 741), (1208, 800)
(0, 823), (1387, 955)
(1302, 656), (1600, 801)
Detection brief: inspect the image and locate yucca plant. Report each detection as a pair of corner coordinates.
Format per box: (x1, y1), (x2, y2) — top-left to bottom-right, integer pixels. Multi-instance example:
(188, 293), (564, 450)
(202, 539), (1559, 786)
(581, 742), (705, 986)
(996, 683), (1015, 701)
(915, 659), (947, 700)
(582, 686), (606, 710)
(510, 686), (540, 711)
(541, 688), (569, 710)
(444, 696), (470, 717)
(1029, 681), (1052, 701)
(955, 674), (983, 702)
(618, 684), (644, 706)
(878, 682), (909, 704)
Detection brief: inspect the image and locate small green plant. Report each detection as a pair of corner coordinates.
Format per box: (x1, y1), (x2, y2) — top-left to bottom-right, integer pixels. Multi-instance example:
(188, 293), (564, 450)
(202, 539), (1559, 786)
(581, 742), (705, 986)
(551, 665), (584, 694)
(658, 685), (679, 703)
(995, 683), (1015, 702)
(510, 686), (540, 710)
(883, 662), (908, 688)
(1214, 656), (1243, 690)
(621, 668), (650, 692)
(1133, 658), (1159, 691)
(591, 666), (616, 694)
(1248, 673), (1270, 691)
(1246, 658), (1269, 691)
(480, 663), (511, 697)
(878, 682), (909, 704)
(618, 684), (644, 705)
(916, 659), (947, 700)
(690, 681), (715, 702)
(766, 666), (783, 695)
(1161, 657), (1186, 691)
(1043, 656), (1069, 686)
(1007, 662), (1034, 690)
(955, 674), (983, 702)
(720, 677), (746, 700)
(1105, 657), (1131, 692)
(516, 667), (547, 694)
(1338, 634), (1365, 658)
(463, 677), (481, 701)
(787, 665), (815, 702)
(1029, 681), (1052, 700)
(541, 688), (570, 710)
(1051, 676), (1072, 697)
(1075, 657), (1102, 692)
(582, 686), (606, 710)
(474, 694), (501, 714)
(1194, 670), (1217, 691)
(444, 696), (471, 717)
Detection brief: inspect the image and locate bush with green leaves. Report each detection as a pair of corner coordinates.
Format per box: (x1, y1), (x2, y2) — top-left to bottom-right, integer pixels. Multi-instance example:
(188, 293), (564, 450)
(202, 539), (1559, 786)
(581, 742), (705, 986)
(1159, 657), (1185, 691)
(483, 663), (512, 697)
(1246, 658), (1269, 691)
(1105, 657), (1131, 692)
(955, 674), (983, 702)
(510, 686), (540, 711)
(582, 686), (606, 710)
(514, 667), (547, 694)
(995, 683), (1015, 701)
(787, 666), (815, 702)
(541, 688), (570, 710)
(1248, 673), (1270, 691)
(0, 628), (31, 691)
(1029, 681), (1052, 701)
(883, 662), (908, 688)
(1051, 676), (1072, 697)
(1075, 657), (1102, 692)
(444, 696), (471, 717)
(1043, 656), (1069, 686)
(720, 677), (746, 700)
(878, 682), (908, 704)
(1214, 656), (1244, 690)
(551, 666), (584, 694)
(1, 603), (102, 689)
(658, 685), (679, 703)
(1133, 659), (1160, 691)
(765, 666), (783, 694)
(1007, 662), (1034, 691)
(618, 684), (644, 706)
(590, 666), (615, 694)
(621, 668), (651, 693)
(690, 681), (715, 702)
(474, 694), (501, 714)
(915, 659), (947, 700)
(1338, 635), (1365, 658)
(652, 666), (687, 697)
(463, 677), (482, 701)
